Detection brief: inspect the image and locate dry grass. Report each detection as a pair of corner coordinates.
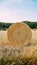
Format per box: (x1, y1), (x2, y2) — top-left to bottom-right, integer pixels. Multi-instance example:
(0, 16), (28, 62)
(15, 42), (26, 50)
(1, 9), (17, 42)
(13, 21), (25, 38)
(0, 30), (9, 46)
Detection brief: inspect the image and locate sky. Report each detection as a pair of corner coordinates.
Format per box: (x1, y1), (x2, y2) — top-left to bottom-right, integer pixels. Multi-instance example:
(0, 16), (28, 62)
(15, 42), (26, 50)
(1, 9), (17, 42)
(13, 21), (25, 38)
(0, 0), (37, 23)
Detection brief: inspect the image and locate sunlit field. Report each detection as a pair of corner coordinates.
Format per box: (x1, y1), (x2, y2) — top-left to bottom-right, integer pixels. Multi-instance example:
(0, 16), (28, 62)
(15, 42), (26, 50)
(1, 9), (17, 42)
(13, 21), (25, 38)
(0, 29), (37, 65)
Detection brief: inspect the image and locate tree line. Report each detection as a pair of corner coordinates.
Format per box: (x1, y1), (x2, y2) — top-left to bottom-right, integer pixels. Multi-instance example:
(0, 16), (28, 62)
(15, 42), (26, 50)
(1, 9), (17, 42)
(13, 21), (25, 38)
(0, 21), (37, 30)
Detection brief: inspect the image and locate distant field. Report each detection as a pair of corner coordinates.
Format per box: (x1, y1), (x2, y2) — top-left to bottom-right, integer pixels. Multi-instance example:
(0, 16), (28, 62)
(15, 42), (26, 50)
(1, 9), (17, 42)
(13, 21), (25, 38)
(32, 29), (37, 40)
(31, 29), (37, 45)
(0, 30), (8, 45)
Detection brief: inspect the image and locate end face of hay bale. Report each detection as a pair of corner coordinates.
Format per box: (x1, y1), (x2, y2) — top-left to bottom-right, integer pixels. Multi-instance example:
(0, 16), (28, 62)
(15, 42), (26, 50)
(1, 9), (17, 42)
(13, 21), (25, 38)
(7, 23), (32, 48)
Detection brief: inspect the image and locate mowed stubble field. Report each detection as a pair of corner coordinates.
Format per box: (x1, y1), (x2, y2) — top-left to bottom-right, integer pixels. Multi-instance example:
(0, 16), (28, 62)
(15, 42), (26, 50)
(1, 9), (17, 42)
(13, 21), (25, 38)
(0, 29), (37, 60)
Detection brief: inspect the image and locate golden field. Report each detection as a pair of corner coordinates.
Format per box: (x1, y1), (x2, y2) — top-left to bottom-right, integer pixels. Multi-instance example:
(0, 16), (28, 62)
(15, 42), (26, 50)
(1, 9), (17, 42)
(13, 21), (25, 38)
(0, 29), (37, 65)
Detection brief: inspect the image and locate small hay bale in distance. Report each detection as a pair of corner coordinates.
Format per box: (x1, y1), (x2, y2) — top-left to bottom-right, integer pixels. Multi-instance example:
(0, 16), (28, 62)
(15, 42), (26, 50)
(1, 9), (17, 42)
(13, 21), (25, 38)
(7, 23), (32, 48)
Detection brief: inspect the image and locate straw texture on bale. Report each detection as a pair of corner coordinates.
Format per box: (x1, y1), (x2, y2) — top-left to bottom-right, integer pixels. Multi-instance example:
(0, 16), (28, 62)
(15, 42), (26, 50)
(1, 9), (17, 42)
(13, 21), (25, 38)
(7, 23), (32, 48)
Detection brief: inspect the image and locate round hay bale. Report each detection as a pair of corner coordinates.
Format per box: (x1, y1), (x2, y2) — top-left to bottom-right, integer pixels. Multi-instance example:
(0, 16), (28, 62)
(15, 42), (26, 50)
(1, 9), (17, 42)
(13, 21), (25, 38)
(7, 23), (32, 48)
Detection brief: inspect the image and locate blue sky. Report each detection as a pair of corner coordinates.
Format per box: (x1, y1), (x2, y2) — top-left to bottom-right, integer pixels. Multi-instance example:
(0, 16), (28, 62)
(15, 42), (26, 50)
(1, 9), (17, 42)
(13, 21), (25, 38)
(0, 0), (37, 23)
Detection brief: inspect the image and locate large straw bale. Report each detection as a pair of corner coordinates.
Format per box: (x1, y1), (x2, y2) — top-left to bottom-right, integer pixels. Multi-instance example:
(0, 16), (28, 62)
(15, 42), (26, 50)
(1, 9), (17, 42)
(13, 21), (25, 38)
(7, 23), (32, 48)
